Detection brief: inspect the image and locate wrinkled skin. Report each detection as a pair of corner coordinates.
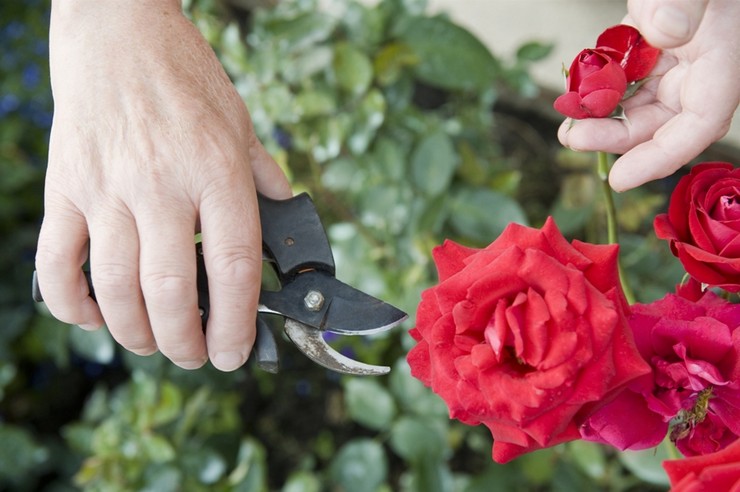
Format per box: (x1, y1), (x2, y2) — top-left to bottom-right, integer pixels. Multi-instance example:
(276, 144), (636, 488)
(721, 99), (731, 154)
(35, 0), (291, 371)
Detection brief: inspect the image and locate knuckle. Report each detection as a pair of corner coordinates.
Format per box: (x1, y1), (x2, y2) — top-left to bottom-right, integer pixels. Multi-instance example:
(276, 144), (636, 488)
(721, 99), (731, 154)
(35, 243), (71, 272)
(140, 271), (195, 306)
(92, 262), (139, 296)
(207, 247), (261, 289)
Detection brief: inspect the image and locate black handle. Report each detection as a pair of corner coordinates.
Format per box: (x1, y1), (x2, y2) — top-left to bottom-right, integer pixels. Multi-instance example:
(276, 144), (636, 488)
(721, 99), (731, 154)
(258, 192), (335, 281)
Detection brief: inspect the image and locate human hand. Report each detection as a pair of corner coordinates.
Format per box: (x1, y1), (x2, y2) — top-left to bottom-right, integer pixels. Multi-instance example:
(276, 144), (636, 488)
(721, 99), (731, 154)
(35, 0), (291, 371)
(557, 0), (740, 192)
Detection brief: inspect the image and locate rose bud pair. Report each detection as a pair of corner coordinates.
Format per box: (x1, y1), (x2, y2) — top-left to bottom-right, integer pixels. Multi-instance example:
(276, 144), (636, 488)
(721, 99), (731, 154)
(554, 24), (660, 119)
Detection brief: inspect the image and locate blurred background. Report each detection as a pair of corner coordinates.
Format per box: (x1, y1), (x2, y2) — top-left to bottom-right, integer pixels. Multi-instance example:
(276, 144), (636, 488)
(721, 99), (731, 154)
(2, 0), (738, 491)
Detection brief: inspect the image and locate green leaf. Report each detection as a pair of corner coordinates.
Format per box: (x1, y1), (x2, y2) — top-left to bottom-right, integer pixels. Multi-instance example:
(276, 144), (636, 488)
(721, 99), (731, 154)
(295, 89), (337, 118)
(282, 471), (321, 492)
(0, 424), (49, 481)
(371, 137), (407, 181)
(388, 358), (447, 418)
(344, 378), (397, 431)
(151, 381), (183, 427)
(266, 12), (337, 51)
(389, 417), (446, 462)
(567, 441), (607, 480)
(400, 16), (499, 91)
(449, 188), (528, 244)
(407, 456), (452, 492)
(348, 89), (387, 154)
(69, 326), (116, 364)
(282, 46), (334, 83)
(374, 42), (419, 86)
(333, 42), (374, 96)
(410, 130), (457, 196)
(140, 434), (176, 464)
(329, 439), (388, 492)
(618, 446), (671, 487)
(516, 41), (554, 62)
(227, 438), (268, 492)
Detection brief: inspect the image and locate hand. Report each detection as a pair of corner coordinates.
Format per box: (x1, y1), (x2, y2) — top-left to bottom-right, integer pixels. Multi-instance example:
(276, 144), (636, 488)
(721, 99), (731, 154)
(557, 0), (740, 192)
(35, 0), (291, 371)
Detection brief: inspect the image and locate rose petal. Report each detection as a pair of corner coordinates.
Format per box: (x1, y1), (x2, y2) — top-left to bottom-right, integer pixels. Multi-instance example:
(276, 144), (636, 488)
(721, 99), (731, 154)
(580, 388), (667, 450)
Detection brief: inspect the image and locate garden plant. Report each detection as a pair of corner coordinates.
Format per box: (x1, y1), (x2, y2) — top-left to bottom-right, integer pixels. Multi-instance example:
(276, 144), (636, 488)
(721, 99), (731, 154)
(2, 0), (738, 491)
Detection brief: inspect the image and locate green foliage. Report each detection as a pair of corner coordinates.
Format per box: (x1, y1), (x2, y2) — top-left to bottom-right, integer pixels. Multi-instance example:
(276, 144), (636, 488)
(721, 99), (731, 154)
(1, 0), (687, 490)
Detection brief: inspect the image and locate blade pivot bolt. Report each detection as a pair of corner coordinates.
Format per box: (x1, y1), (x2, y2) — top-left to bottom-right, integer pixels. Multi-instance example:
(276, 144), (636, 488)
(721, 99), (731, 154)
(304, 290), (325, 311)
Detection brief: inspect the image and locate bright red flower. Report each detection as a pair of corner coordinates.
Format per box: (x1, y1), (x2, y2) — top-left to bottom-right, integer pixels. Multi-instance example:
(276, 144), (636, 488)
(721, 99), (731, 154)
(580, 289), (740, 456)
(654, 162), (740, 292)
(596, 24), (660, 83)
(406, 218), (650, 463)
(553, 24), (660, 119)
(553, 48), (627, 119)
(663, 438), (740, 492)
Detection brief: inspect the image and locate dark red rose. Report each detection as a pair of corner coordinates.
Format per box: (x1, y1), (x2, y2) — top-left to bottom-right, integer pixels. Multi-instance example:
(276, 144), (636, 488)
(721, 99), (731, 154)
(580, 289), (740, 456)
(553, 48), (627, 119)
(654, 162), (740, 292)
(406, 218), (650, 463)
(663, 438), (740, 492)
(595, 24), (660, 83)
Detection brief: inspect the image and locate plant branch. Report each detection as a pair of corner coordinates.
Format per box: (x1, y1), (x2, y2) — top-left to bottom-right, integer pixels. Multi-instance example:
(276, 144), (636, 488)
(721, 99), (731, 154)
(598, 151), (636, 304)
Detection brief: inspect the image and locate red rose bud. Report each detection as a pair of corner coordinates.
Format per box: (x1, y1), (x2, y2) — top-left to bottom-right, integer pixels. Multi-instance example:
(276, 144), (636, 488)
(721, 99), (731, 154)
(596, 24), (660, 83)
(654, 162), (740, 291)
(406, 218), (650, 463)
(664, 439), (740, 491)
(553, 48), (627, 119)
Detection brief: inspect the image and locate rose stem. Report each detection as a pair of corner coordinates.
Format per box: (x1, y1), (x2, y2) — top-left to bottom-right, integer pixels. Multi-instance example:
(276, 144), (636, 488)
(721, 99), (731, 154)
(597, 151), (636, 304)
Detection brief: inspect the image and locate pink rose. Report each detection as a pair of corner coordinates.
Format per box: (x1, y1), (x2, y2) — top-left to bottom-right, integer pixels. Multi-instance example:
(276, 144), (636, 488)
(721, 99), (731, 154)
(407, 218), (650, 463)
(580, 289), (740, 456)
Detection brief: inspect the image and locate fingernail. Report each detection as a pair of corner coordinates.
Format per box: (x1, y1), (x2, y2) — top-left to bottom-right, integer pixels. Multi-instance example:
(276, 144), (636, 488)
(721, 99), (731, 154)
(213, 351), (247, 372)
(654, 6), (691, 40)
(131, 346), (159, 356)
(178, 356), (208, 370)
(76, 323), (101, 331)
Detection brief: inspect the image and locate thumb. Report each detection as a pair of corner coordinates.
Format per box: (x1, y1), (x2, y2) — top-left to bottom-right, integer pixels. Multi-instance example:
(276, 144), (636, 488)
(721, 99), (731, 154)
(627, 0), (709, 49)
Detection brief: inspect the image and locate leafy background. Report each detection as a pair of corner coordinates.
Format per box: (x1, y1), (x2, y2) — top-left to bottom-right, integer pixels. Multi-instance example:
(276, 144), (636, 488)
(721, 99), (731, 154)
(2, 0), (738, 490)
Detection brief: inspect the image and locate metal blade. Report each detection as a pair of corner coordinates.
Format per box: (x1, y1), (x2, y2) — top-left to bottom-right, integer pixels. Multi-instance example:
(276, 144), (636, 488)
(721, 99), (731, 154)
(284, 319), (390, 376)
(259, 271), (407, 335)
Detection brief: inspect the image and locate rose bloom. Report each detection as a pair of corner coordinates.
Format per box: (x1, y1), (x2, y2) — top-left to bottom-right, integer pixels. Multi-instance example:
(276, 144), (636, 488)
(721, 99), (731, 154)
(655, 162), (740, 292)
(406, 218), (650, 463)
(595, 24), (660, 83)
(663, 438), (740, 492)
(554, 24), (659, 119)
(580, 286), (740, 456)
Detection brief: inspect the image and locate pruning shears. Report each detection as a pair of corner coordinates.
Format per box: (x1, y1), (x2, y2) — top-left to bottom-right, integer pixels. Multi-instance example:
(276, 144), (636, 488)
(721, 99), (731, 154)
(32, 193), (407, 376)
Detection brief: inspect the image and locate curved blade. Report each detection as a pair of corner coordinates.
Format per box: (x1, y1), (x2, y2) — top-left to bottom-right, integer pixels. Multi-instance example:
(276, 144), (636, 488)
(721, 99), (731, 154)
(284, 319), (390, 376)
(260, 271), (407, 335)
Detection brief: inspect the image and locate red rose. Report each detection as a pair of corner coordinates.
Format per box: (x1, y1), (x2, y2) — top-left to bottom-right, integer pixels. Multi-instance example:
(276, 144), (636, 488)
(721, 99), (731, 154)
(554, 24), (659, 119)
(663, 438), (740, 492)
(654, 162), (740, 292)
(553, 48), (627, 119)
(406, 218), (650, 463)
(596, 24), (660, 83)
(580, 289), (740, 456)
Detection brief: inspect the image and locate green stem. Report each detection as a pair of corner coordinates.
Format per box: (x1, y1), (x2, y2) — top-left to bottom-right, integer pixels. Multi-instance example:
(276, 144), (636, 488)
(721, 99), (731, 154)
(597, 151), (636, 305)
